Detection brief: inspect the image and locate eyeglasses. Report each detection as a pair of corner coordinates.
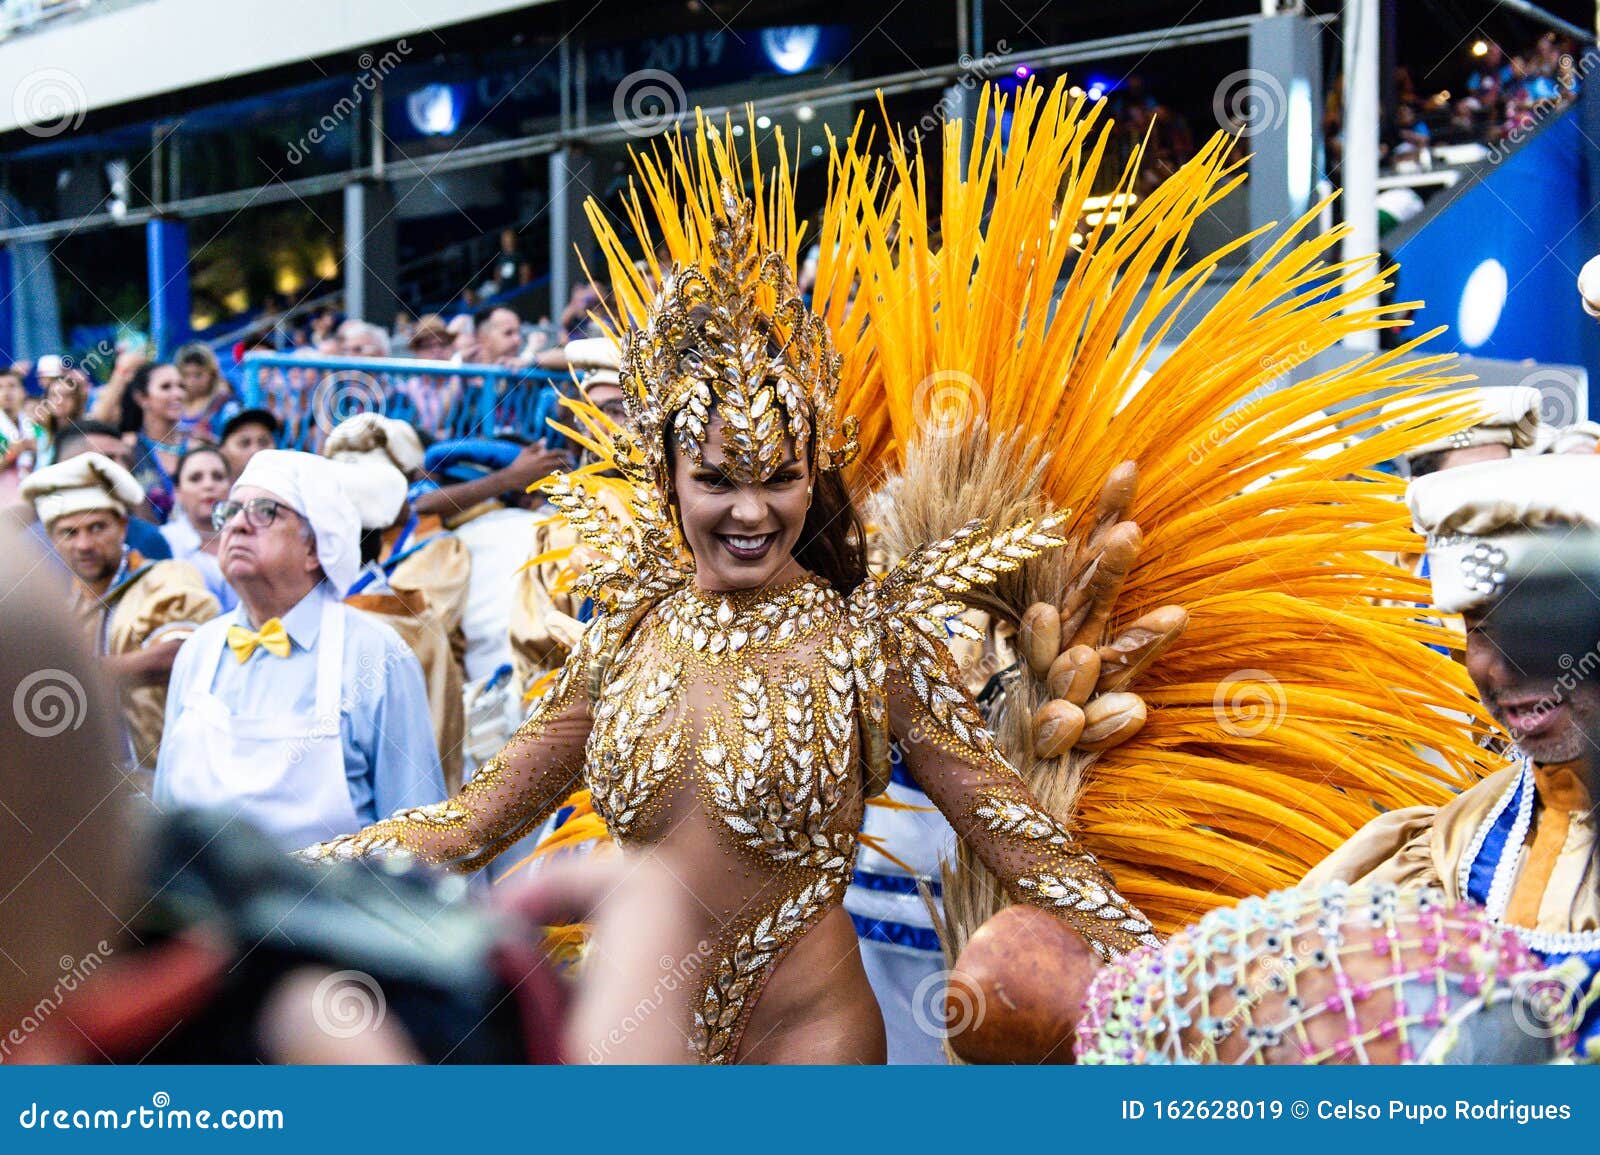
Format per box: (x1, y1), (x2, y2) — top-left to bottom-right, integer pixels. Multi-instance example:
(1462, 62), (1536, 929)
(212, 497), (297, 532)
(597, 401), (629, 423)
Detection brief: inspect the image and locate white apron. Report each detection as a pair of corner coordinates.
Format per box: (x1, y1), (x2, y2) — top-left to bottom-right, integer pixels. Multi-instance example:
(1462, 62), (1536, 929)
(158, 596), (360, 849)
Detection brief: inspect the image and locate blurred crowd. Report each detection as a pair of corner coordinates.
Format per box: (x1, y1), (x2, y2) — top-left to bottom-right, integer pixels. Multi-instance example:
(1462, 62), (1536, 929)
(0, 275), (617, 508)
(1327, 32), (1586, 175)
(235, 233), (609, 366)
(246, 287), (610, 374)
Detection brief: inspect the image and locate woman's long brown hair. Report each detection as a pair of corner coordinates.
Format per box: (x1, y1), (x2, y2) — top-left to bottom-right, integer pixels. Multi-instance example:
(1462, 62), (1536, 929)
(792, 461), (867, 596)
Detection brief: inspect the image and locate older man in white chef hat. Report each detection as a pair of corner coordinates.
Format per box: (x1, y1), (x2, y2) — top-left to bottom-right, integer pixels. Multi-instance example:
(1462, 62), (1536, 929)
(1379, 385), (1547, 604)
(154, 449), (445, 850)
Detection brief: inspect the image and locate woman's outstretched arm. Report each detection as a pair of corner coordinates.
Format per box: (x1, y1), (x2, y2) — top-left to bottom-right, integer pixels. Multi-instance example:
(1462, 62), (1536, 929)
(298, 627), (597, 872)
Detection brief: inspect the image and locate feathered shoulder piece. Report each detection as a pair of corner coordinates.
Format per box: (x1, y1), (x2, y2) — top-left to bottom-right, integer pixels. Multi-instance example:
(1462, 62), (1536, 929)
(851, 514), (1072, 750)
(531, 391), (690, 619)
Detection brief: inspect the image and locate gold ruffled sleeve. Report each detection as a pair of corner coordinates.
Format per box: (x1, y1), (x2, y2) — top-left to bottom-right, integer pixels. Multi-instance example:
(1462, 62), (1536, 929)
(298, 620), (600, 872)
(390, 530), (471, 663)
(1299, 765), (1528, 901)
(346, 588), (466, 792)
(110, 559), (220, 650)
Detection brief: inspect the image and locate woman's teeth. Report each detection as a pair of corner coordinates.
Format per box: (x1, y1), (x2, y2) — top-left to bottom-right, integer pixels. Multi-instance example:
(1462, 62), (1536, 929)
(719, 533), (775, 558)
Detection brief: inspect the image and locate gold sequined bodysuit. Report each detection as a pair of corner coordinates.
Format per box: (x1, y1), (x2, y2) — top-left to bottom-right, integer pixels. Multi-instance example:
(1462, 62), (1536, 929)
(305, 565), (1157, 1062)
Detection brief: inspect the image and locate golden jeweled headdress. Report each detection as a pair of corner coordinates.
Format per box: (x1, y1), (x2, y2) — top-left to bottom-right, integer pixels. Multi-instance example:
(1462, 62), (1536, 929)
(588, 115), (858, 484)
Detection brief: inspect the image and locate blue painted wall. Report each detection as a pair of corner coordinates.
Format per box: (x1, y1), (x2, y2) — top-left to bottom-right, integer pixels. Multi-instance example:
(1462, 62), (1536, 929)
(1393, 109), (1599, 410)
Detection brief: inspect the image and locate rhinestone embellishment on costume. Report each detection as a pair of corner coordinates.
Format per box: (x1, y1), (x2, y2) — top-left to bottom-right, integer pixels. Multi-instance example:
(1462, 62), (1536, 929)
(1458, 541), (1508, 597)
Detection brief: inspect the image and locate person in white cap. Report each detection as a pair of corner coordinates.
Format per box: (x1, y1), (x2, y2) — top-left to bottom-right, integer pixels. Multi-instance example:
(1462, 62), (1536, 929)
(153, 449), (445, 850)
(1382, 384), (1543, 478)
(1380, 385), (1546, 598)
(1303, 453), (1598, 1048)
(1578, 252), (1600, 320)
(324, 413), (471, 790)
(19, 453), (218, 771)
(322, 411), (429, 546)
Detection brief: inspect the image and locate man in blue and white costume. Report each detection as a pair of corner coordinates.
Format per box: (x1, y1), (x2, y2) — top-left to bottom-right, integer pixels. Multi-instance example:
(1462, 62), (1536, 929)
(155, 450), (446, 850)
(1304, 454), (1600, 1058)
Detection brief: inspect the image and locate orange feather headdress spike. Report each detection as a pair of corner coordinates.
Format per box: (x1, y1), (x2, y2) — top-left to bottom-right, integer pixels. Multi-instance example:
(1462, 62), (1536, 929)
(585, 111), (857, 483)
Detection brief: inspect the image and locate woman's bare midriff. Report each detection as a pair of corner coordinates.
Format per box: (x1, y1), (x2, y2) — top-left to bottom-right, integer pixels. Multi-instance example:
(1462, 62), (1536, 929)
(624, 780), (882, 1063)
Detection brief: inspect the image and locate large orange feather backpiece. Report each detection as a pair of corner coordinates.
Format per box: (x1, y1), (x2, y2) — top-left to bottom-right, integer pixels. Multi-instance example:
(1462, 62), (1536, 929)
(818, 79), (1503, 947)
(574, 87), (1502, 948)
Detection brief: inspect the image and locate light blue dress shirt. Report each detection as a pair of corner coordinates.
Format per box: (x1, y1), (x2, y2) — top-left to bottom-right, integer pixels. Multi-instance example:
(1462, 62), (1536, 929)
(156, 582), (446, 823)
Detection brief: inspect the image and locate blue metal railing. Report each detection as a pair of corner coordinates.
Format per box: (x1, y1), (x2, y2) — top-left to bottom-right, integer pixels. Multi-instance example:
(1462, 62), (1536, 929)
(239, 353), (570, 451)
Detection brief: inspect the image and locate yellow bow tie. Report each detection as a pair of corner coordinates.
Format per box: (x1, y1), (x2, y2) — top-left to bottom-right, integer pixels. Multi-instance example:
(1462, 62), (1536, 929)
(227, 618), (291, 663)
